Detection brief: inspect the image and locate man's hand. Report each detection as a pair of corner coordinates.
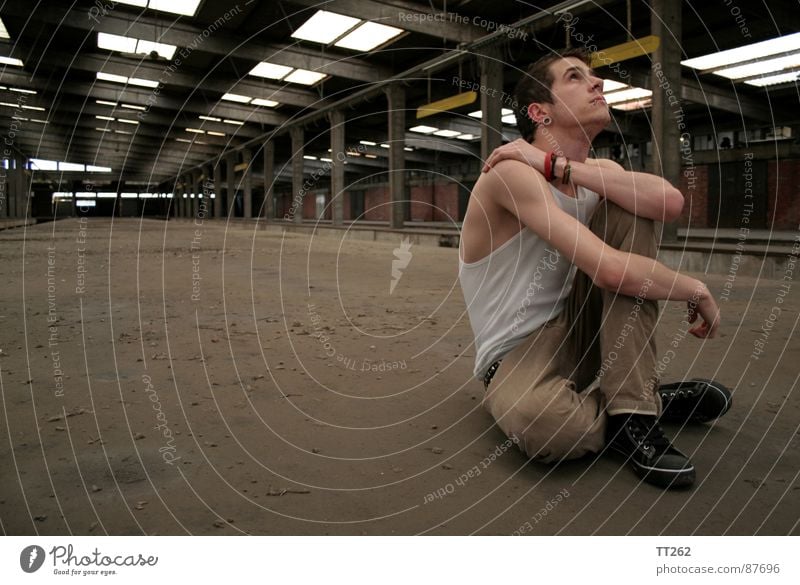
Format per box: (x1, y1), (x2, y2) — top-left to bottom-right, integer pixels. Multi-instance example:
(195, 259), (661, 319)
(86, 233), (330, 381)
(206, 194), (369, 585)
(687, 287), (720, 339)
(482, 139), (547, 173)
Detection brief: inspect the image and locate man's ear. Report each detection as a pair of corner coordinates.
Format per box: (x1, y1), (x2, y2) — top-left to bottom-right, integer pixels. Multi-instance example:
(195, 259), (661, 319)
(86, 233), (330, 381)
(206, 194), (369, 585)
(527, 102), (549, 125)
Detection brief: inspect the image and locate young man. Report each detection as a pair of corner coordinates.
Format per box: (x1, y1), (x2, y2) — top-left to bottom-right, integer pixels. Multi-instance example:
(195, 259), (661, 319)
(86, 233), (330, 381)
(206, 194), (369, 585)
(458, 48), (731, 489)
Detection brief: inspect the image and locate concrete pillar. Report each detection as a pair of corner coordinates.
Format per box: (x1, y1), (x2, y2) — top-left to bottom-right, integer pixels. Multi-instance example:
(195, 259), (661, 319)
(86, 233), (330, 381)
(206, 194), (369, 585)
(213, 161), (223, 219)
(242, 149), (252, 219)
(385, 85), (406, 229)
(192, 171), (201, 218)
(479, 46), (504, 161)
(226, 153), (236, 218)
(14, 156), (27, 218)
(330, 110), (345, 226)
(651, 0), (681, 242)
(0, 161), (8, 218)
(290, 127), (304, 224)
(263, 140), (275, 221)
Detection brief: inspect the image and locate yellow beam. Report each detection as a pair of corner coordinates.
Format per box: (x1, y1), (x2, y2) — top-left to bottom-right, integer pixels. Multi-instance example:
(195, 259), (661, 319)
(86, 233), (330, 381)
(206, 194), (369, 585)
(591, 35), (660, 68)
(416, 91), (477, 119)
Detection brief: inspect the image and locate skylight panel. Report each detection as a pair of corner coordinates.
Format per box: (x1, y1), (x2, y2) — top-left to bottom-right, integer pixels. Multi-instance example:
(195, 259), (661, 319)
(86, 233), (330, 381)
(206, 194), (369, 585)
(410, 125), (438, 134)
(0, 56), (24, 67)
(128, 76), (158, 88)
(250, 98), (279, 107)
(433, 129), (460, 137)
(604, 87), (652, 104)
(96, 72), (128, 84)
(30, 159), (58, 170)
(334, 21), (404, 51)
(502, 114), (517, 125)
(249, 62), (292, 80)
(136, 39), (177, 60)
(681, 32), (800, 71)
(713, 53), (800, 80)
(147, 0), (202, 16)
(603, 79), (627, 92)
(283, 69), (326, 85)
(60, 162), (84, 171)
(292, 10), (360, 44)
(98, 32), (137, 53)
(0, 17), (10, 39)
(745, 71), (799, 87)
(221, 93), (251, 103)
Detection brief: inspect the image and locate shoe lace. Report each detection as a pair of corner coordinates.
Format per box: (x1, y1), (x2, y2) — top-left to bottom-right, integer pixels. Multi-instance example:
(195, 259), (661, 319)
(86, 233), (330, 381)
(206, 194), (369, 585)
(628, 416), (670, 453)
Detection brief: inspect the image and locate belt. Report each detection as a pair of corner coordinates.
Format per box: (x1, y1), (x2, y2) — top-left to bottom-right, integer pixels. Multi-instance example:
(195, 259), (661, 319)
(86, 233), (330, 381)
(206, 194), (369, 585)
(483, 360), (501, 389)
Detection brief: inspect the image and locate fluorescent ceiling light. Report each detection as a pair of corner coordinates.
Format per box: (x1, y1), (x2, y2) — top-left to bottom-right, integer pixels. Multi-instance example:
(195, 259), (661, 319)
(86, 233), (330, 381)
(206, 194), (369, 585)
(186, 128), (205, 133)
(364, 153), (377, 158)
(457, 134), (476, 140)
(249, 62), (292, 80)
(404, 147), (413, 152)
(502, 115), (517, 125)
(75, 192), (97, 198)
(76, 200), (97, 207)
(97, 191), (118, 196)
(303, 155), (317, 160)
(21, 105), (45, 111)
(0, 56), (24, 67)
(9, 87), (36, 94)
(713, 53), (800, 80)
(121, 193), (138, 198)
(0, 17), (10, 39)
(250, 98), (278, 107)
(359, 140), (376, 146)
(95, 127), (112, 132)
(30, 119), (48, 124)
(433, 129), (460, 137)
(199, 115), (221, 122)
(283, 69), (326, 85)
(603, 79), (627, 92)
(501, 108), (514, 116)
(88, 167), (112, 173)
(681, 32), (800, 70)
(96, 99), (118, 106)
(334, 21), (403, 51)
(114, 130), (132, 135)
(292, 10), (360, 44)
(95, 115), (115, 121)
(207, 131), (225, 136)
(223, 119), (244, 125)
(320, 157), (333, 162)
(222, 93), (251, 103)
(176, 138), (192, 143)
(380, 143), (390, 148)
(121, 103), (146, 111)
(604, 87), (652, 104)
(745, 71), (799, 86)
(117, 118), (138, 124)
(410, 125), (438, 134)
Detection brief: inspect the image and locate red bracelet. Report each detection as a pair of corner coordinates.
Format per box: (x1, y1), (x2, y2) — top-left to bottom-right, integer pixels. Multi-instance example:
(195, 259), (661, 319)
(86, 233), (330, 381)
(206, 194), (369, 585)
(544, 150), (556, 181)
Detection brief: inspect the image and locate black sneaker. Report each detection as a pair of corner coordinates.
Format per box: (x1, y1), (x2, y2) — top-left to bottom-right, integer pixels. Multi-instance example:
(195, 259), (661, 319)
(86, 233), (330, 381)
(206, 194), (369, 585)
(606, 413), (695, 489)
(658, 378), (732, 424)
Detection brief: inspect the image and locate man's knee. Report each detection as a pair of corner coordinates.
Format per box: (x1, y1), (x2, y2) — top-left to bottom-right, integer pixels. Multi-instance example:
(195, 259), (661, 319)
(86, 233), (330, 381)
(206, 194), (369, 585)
(591, 201), (656, 258)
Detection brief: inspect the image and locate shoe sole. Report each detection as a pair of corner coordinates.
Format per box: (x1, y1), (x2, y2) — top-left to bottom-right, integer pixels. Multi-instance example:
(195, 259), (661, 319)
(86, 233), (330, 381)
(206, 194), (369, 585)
(608, 444), (696, 489)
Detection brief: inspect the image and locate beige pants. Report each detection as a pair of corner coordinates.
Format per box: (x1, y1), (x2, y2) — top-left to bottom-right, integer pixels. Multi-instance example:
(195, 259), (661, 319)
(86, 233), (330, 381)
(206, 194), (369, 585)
(484, 201), (662, 463)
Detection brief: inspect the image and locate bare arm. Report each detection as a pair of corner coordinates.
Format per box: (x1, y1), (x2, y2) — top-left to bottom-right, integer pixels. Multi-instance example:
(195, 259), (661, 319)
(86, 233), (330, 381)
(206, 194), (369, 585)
(484, 160), (719, 337)
(483, 139), (684, 222)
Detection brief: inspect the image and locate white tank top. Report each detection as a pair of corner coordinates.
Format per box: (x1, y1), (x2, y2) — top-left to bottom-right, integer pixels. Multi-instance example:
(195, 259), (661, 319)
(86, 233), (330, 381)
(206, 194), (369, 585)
(458, 184), (601, 379)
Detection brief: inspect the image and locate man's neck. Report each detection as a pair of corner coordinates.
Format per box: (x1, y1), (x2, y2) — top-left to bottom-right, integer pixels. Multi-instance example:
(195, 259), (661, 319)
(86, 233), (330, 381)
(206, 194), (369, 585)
(531, 125), (594, 163)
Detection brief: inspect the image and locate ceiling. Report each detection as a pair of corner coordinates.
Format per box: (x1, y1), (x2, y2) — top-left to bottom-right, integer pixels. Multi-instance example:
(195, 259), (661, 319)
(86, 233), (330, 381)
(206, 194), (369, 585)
(0, 0), (798, 192)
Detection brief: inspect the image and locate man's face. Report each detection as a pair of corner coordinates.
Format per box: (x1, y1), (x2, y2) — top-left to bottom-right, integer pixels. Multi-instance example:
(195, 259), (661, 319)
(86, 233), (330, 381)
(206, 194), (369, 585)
(543, 57), (610, 132)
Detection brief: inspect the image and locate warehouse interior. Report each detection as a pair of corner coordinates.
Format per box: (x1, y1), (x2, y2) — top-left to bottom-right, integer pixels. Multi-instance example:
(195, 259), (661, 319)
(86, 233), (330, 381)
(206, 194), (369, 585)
(0, 0), (797, 232)
(1, 1), (799, 538)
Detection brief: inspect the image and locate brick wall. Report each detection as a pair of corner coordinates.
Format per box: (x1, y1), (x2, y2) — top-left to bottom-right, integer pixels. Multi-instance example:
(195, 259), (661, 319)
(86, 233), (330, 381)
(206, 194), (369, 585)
(678, 164), (709, 228)
(364, 187), (389, 221)
(768, 159), (800, 230)
(433, 183), (459, 222)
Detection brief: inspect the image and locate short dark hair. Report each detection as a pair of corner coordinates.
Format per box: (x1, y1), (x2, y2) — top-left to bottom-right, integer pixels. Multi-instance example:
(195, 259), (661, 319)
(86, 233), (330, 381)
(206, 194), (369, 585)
(513, 48), (591, 142)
